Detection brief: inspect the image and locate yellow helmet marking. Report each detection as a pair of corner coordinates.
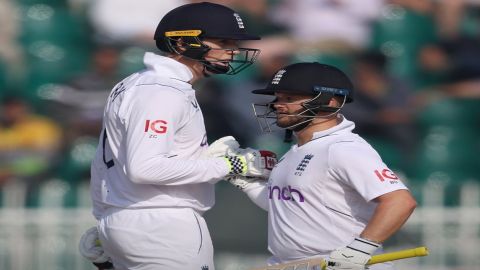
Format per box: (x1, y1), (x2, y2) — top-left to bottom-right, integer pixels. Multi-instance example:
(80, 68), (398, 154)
(165, 30), (202, 37)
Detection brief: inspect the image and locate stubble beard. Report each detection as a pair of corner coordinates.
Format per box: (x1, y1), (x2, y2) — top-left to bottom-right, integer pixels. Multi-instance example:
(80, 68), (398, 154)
(276, 115), (303, 129)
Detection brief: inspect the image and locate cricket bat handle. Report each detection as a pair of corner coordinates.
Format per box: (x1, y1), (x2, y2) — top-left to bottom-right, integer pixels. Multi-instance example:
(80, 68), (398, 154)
(368, 246), (429, 265)
(249, 246), (429, 270)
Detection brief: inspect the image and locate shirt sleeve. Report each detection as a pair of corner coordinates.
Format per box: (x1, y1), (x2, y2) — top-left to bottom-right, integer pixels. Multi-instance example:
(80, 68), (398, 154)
(328, 141), (408, 201)
(243, 181), (269, 211)
(120, 86), (230, 185)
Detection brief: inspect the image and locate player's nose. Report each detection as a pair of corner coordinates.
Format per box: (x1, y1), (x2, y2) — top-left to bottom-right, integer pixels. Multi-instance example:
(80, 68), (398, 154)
(272, 103), (286, 112)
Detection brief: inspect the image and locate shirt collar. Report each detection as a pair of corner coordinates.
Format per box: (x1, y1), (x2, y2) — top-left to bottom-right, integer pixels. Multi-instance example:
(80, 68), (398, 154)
(143, 52), (193, 83)
(311, 114), (355, 140)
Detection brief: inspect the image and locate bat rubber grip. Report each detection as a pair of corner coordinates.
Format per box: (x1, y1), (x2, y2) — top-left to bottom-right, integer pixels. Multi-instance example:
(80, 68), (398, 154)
(368, 246), (429, 265)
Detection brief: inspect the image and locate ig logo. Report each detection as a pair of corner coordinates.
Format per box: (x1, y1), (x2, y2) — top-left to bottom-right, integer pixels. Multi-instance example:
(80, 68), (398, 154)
(144, 120), (168, 134)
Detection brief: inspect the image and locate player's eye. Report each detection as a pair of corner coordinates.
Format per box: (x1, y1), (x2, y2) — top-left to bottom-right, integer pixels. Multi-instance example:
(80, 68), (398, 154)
(284, 96), (294, 103)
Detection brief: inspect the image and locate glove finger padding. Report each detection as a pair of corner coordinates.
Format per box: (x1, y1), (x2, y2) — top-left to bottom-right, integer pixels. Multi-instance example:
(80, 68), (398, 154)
(78, 226), (111, 264)
(226, 175), (259, 190)
(204, 136), (240, 158)
(224, 148), (277, 178)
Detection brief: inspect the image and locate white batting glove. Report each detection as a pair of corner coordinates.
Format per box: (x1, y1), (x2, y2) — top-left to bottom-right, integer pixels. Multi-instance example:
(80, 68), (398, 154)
(203, 136), (240, 158)
(79, 226), (113, 269)
(224, 148), (277, 179)
(326, 237), (381, 270)
(225, 175), (262, 190)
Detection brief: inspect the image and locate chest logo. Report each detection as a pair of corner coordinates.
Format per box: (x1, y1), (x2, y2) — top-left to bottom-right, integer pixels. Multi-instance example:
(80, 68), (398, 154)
(268, 185), (305, 202)
(294, 154), (314, 176)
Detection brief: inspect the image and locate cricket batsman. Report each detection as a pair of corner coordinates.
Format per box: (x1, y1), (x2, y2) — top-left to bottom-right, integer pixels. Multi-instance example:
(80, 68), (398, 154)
(228, 62), (417, 270)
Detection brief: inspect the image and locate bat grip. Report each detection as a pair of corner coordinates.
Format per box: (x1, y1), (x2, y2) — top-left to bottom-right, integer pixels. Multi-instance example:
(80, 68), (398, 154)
(368, 246), (429, 265)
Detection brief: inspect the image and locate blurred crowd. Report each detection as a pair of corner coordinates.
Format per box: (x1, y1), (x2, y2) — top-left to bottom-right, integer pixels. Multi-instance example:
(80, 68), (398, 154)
(1, 0), (480, 207)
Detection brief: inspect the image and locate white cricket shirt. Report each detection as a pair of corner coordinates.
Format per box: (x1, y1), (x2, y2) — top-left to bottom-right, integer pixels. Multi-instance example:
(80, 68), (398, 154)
(267, 116), (407, 263)
(90, 52), (229, 219)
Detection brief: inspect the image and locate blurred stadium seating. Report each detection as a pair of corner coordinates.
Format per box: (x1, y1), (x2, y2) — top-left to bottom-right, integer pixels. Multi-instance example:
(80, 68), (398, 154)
(412, 98), (480, 180)
(370, 4), (437, 80)
(18, 4), (92, 106)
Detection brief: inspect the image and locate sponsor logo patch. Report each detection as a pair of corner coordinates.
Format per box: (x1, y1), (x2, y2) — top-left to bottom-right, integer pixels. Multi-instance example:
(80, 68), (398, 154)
(268, 185), (305, 202)
(144, 119), (168, 137)
(374, 169), (399, 184)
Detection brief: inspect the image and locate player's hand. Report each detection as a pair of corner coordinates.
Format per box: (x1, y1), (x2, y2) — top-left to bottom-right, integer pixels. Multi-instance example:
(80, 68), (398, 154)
(224, 148), (276, 179)
(78, 226), (114, 270)
(326, 237), (381, 270)
(203, 136), (240, 158)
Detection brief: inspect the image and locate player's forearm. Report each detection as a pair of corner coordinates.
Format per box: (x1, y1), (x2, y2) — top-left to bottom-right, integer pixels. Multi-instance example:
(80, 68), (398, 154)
(126, 156), (229, 185)
(360, 190), (416, 243)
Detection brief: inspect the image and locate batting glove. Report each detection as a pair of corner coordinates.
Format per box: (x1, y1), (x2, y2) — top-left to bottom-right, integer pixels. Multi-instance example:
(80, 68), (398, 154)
(326, 237), (381, 270)
(225, 175), (260, 190)
(224, 148), (277, 179)
(78, 226), (114, 270)
(203, 136), (240, 158)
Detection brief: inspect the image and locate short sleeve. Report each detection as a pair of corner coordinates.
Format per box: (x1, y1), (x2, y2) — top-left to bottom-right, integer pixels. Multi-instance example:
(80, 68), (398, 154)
(328, 141), (408, 201)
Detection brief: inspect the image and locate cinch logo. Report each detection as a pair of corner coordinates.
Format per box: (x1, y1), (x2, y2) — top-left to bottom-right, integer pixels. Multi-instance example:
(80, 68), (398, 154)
(271, 70), (286, 84)
(374, 169), (399, 182)
(144, 120), (168, 134)
(233, 13), (244, 28)
(269, 185), (305, 202)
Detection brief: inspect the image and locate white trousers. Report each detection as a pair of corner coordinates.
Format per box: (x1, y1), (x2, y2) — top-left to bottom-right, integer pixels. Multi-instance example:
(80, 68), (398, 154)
(98, 207), (214, 270)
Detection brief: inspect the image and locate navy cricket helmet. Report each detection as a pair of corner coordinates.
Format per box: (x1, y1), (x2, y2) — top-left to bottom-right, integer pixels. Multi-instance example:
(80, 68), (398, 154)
(154, 2), (261, 75)
(252, 62), (354, 103)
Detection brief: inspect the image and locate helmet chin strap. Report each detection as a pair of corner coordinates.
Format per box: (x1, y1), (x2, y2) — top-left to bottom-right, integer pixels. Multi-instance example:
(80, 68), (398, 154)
(200, 62), (230, 77)
(202, 61), (230, 75)
(281, 100), (322, 132)
(282, 115), (313, 143)
(201, 65), (211, 78)
(285, 113), (315, 132)
(282, 114), (336, 143)
(282, 99), (343, 132)
(172, 38), (223, 76)
(174, 37), (231, 76)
